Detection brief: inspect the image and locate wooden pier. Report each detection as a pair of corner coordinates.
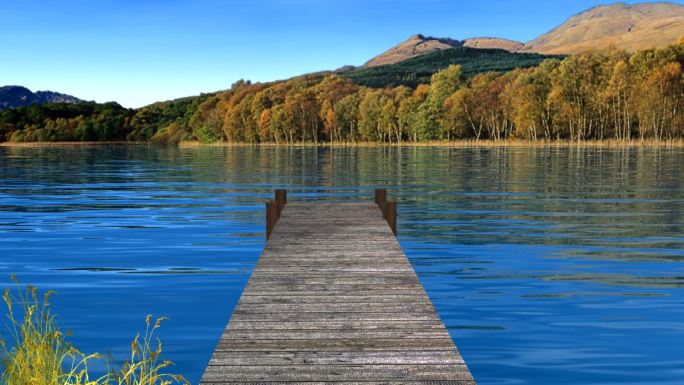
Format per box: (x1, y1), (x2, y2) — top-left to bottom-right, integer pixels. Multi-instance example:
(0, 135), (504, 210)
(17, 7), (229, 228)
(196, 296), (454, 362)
(200, 190), (475, 384)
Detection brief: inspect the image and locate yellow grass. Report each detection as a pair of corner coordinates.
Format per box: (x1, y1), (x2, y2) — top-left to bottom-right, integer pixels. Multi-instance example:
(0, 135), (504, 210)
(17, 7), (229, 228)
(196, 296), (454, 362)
(0, 275), (105, 385)
(0, 276), (188, 385)
(177, 139), (684, 148)
(108, 316), (187, 385)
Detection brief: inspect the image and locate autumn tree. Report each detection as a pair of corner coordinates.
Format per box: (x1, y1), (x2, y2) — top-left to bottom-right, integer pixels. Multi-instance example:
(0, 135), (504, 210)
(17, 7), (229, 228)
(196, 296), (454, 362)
(358, 89), (385, 141)
(548, 52), (613, 140)
(502, 60), (558, 140)
(333, 93), (360, 141)
(635, 61), (684, 140)
(190, 96), (224, 143)
(427, 64), (466, 139)
(602, 58), (634, 140)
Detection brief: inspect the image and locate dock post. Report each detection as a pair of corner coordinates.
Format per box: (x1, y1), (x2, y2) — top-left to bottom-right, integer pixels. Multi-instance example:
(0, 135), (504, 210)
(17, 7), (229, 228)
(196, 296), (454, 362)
(275, 189), (287, 219)
(375, 189), (387, 214)
(265, 201), (278, 240)
(385, 201), (397, 235)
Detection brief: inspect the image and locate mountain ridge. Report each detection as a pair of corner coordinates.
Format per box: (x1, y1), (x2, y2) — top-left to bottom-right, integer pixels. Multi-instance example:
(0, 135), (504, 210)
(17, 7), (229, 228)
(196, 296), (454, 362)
(364, 1), (684, 67)
(463, 37), (525, 51)
(0, 86), (84, 111)
(364, 34), (464, 67)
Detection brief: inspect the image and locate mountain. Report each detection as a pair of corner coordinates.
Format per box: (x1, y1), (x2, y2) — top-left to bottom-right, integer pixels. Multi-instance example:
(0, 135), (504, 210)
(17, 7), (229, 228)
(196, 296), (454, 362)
(364, 35), (463, 67)
(0, 86), (83, 111)
(363, 2), (684, 67)
(463, 37), (524, 51)
(521, 2), (684, 54)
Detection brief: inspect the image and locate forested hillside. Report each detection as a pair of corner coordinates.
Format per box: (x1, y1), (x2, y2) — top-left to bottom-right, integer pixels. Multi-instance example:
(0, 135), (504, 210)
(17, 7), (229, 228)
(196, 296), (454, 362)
(0, 95), (212, 143)
(3, 42), (684, 143)
(345, 47), (557, 88)
(0, 102), (132, 142)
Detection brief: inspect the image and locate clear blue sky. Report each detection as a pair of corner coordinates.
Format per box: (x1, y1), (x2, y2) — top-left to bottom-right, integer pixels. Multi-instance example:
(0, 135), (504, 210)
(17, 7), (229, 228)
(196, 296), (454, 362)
(0, 0), (680, 108)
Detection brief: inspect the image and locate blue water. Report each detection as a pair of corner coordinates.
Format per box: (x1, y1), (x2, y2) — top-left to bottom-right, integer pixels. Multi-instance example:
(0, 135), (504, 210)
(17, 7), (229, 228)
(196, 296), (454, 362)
(0, 145), (683, 384)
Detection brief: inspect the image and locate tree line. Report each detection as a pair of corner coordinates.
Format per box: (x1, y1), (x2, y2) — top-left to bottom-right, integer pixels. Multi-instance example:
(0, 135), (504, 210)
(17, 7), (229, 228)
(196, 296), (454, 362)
(3, 41), (684, 143)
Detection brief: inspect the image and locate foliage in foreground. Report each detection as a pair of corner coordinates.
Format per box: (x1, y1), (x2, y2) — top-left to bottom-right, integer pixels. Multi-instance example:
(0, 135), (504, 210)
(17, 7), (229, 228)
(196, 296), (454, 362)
(0, 277), (187, 385)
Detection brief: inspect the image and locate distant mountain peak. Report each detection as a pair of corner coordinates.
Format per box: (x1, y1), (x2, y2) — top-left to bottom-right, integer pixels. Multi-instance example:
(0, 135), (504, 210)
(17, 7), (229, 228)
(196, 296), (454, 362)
(363, 35), (464, 68)
(0, 85), (84, 111)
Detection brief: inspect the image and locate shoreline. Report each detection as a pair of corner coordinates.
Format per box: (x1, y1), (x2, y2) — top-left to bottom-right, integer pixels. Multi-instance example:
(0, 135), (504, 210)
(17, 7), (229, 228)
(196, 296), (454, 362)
(0, 141), (146, 147)
(1, 139), (684, 148)
(178, 139), (684, 148)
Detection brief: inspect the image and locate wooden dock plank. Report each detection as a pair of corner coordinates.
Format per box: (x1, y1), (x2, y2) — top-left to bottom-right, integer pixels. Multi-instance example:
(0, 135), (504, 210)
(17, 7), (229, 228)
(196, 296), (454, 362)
(225, 320), (447, 330)
(201, 364), (473, 381)
(208, 351), (465, 366)
(213, 338), (460, 352)
(238, 295), (431, 304)
(200, 201), (475, 384)
(229, 312), (444, 323)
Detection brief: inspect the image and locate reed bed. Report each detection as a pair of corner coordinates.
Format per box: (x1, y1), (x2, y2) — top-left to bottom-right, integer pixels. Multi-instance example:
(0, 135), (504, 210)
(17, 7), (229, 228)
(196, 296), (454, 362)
(0, 142), (141, 148)
(0, 276), (187, 385)
(176, 138), (684, 148)
(2, 138), (683, 148)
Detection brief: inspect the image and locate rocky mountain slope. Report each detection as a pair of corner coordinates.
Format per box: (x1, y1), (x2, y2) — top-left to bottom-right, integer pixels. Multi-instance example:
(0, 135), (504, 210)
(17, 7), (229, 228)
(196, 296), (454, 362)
(364, 2), (684, 67)
(521, 2), (684, 54)
(0, 86), (83, 111)
(364, 35), (464, 67)
(463, 37), (525, 51)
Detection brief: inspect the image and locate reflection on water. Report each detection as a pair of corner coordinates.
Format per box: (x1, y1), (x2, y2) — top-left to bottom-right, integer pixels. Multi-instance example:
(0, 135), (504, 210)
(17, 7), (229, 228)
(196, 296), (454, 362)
(0, 145), (683, 385)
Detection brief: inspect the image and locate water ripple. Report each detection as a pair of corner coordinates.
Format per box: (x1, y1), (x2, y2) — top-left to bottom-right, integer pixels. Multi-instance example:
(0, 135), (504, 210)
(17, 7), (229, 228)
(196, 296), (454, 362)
(1, 145), (683, 385)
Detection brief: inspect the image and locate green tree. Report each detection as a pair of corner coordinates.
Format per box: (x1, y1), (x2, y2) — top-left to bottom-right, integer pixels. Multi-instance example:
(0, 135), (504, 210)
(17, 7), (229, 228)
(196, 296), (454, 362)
(190, 96), (224, 143)
(333, 93), (360, 141)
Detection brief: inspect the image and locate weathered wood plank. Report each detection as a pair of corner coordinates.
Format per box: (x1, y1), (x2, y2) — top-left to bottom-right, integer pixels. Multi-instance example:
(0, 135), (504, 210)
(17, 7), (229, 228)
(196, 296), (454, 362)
(228, 312), (444, 322)
(199, 202), (475, 385)
(244, 288), (426, 295)
(239, 295), (431, 304)
(234, 303), (437, 314)
(220, 330), (451, 340)
(201, 364), (473, 381)
(225, 320), (446, 330)
(214, 338), (458, 352)
(208, 351), (465, 366)
(246, 276), (423, 286)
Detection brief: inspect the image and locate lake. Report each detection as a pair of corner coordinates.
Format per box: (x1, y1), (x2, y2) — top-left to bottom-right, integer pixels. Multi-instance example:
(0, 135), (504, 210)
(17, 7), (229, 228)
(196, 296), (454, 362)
(0, 145), (683, 385)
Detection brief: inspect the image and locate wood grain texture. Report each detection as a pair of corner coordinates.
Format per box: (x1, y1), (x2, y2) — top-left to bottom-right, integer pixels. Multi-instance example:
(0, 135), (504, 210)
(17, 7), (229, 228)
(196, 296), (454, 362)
(200, 202), (475, 384)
